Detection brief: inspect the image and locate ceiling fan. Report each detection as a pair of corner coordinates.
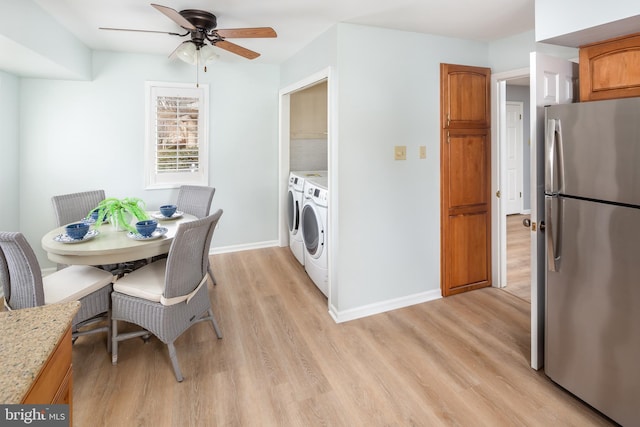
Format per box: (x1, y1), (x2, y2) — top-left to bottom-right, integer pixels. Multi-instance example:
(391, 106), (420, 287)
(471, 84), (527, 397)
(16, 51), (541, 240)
(100, 3), (277, 61)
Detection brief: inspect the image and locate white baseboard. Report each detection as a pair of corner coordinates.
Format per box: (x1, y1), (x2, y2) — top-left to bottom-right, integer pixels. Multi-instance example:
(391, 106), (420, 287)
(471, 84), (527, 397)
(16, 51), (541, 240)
(328, 289), (442, 323)
(210, 240), (279, 255)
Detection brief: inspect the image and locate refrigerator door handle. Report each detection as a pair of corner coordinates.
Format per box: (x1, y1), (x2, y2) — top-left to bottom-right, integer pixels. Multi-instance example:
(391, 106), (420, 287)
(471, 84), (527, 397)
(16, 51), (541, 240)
(545, 118), (565, 195)
(545, 119), (556, 194)
(546, 195), (562, 272)
(555, 119), (565, 194)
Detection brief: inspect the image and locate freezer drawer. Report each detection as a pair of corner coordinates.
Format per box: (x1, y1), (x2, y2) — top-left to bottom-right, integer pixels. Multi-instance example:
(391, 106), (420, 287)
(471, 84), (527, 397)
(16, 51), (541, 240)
(545, 196), (640, 426)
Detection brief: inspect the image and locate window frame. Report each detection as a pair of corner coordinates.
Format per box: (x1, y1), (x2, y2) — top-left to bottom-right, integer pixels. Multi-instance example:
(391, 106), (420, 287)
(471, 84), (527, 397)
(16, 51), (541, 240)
(144, 81), (209, 189)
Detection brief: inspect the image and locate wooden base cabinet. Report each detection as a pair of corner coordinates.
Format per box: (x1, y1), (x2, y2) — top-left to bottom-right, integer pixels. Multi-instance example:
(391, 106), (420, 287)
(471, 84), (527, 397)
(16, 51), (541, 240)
(580, 33), (640, 101)
(21, 325), (73, 424)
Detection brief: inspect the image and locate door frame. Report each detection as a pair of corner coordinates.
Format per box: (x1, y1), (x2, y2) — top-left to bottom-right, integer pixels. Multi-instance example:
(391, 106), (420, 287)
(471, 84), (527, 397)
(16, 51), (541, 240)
(491, 68), (530, 290)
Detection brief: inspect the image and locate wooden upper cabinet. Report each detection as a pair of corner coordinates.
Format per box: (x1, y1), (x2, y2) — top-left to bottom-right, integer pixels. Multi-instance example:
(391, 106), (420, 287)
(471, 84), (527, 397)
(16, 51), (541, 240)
(580, 33), (640, 101)
(441, 64), (491, 129)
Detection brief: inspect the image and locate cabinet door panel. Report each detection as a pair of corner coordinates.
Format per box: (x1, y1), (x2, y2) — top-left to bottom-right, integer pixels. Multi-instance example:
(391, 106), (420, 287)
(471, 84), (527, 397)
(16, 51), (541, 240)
(441, 64), (490, 129)
(440, 63), (491, 297)
(446, 212), (490, 291)
(580, 33), (640, 101)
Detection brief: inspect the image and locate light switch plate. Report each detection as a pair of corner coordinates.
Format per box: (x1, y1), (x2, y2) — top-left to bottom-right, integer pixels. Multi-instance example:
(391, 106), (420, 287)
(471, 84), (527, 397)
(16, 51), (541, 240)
(394, 145), (406, 160)
(419, 145), (427, 159)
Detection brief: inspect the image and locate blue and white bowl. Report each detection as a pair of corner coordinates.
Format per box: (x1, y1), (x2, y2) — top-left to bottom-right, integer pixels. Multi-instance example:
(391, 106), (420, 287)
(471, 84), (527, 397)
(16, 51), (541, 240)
(135, 220), (158, 237)
(65, 222), (90, 240)
(160, 204), (177, 218)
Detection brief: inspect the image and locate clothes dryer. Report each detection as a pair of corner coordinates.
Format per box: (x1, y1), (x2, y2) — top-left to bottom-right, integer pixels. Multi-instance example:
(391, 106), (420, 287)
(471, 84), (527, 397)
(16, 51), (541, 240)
(301, 177), (328, 296)
(287, 171), (326, 265)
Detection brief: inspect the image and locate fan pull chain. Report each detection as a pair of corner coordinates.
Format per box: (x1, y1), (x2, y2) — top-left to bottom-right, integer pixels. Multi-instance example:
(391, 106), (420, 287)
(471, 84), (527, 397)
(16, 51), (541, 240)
(196, 49), (200, 88)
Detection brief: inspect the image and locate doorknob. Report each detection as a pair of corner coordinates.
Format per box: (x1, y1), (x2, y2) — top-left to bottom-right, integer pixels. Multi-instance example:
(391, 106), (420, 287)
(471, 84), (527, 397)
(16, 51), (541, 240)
(539, 221), (545, 231)
(522, 218), (531, 228)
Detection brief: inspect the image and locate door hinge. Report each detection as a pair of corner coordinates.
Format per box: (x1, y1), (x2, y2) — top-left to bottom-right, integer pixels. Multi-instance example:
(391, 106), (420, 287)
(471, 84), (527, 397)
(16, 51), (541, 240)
(496, 190), (501, 198)
(447, 131), (450, 144)
(519, 191), (522, 198)
(447, 114), (450, 127)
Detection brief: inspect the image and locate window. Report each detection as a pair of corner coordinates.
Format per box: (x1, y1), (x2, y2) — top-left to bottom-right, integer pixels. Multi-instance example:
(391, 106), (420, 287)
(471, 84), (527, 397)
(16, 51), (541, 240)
(145, 82), (209, 189)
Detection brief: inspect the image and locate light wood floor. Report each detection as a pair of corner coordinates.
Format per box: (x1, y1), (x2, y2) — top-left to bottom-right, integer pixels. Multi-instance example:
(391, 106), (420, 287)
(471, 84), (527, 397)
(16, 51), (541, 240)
(503, 214), (531, 302)
(71, 247), (614, 426)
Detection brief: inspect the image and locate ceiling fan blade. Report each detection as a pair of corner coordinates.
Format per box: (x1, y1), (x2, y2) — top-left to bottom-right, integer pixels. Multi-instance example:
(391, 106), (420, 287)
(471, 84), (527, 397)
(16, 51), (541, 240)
(214, 40), (260, 60)
(151, 3), (196, 31)
(216, 27), (277, 39)
(99, 27), (182, 36)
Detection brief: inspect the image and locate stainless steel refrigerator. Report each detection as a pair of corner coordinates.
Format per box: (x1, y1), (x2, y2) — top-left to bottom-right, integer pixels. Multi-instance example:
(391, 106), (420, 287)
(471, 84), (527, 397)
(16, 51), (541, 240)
(545, 97), (640, 426)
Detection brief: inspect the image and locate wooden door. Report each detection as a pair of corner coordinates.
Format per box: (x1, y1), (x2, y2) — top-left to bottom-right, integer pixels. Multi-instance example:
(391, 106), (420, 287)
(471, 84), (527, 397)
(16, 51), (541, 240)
(440, 63), (491, 297)
(505, 102), (524, 215)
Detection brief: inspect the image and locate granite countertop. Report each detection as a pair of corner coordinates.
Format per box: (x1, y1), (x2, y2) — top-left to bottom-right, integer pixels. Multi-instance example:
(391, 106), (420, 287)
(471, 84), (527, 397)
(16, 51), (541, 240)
(0, 301), (80, 403)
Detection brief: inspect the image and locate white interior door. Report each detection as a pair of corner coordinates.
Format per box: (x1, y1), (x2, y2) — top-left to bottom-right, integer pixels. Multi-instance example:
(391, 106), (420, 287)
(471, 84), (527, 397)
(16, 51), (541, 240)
(529, 52), (577, 370)
(505, 102), (524, 215)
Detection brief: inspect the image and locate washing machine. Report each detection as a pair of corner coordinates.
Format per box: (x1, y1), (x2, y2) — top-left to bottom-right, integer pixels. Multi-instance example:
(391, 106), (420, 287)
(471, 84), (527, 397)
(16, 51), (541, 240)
(287, 171), (327, 265)
(301, 176), (328, 296)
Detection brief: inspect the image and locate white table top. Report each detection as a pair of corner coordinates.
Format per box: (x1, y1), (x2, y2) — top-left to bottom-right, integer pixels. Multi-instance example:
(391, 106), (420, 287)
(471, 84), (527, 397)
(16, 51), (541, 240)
(41, 213), (197, 266)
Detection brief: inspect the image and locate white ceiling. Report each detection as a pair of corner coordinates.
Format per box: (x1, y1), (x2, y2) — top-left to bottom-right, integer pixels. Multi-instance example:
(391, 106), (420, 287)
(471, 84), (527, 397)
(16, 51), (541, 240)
(32, 0), (535, 64)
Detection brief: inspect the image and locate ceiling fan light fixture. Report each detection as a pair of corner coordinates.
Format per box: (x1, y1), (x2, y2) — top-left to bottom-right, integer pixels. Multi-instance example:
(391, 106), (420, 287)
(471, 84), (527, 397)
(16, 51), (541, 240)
(176, 41), (198, 65)
(199, 44), (218, 64)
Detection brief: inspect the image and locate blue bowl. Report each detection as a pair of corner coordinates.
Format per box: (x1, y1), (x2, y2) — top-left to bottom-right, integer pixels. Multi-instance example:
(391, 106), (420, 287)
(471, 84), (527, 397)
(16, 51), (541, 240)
(66, 222), (90, 240)
(136, 220), (158, 237)
(160, 204), (177, 218)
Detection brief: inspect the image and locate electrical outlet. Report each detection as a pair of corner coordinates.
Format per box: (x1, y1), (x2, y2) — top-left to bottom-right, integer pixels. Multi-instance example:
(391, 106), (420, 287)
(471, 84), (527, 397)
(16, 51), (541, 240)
(394, 145), (406, 160)
(419, 145), (427, 159)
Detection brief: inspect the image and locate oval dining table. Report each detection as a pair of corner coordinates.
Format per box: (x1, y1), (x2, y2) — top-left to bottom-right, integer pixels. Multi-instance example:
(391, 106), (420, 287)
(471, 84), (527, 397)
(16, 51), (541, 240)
(41, 213), (197, 266)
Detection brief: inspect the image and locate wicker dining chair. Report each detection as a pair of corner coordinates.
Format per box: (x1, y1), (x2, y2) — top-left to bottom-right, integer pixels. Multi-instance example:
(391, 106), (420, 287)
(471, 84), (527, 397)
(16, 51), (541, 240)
(111, 210), (223, 382)
(51, 189), (106, 271)
(51, 189), (106, 226)
(176, 185), (215, 219)
(176, 185), (217, 284)
(0, 231), (114, 351)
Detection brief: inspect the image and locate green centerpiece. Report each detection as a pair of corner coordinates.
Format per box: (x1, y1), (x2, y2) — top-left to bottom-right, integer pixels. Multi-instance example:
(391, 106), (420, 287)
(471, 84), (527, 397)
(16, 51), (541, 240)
(90, 197), (149, 233)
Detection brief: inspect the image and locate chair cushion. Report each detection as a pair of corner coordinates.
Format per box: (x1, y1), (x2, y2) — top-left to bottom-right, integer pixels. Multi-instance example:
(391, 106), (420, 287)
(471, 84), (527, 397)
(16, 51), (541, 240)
(113, 259), (166, 303)
(44, 265), (114, 304)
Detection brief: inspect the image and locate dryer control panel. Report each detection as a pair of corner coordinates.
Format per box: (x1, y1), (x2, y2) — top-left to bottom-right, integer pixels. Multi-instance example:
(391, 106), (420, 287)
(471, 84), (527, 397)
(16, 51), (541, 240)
(305, 185), (328, 207)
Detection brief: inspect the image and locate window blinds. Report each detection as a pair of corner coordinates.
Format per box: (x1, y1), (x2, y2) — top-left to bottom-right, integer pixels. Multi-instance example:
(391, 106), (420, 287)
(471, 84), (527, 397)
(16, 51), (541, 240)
(155, 96), (200, 173)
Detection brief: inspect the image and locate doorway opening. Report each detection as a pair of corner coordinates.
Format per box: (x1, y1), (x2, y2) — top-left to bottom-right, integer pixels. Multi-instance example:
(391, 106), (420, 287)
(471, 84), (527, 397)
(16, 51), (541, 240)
(278, 69), (331, 248)
(494, 69), (531, 303)
(278, 68), (333, 304)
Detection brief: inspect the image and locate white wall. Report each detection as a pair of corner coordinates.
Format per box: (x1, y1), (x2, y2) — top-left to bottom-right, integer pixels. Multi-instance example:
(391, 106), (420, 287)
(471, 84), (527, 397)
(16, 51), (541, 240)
(20, 51), (280, 268)
(333, 24), (490, 316)
(280, 26), (338, 89)
(535, 0), (640, 45)
(489, 30), (577, 73)
(0, 70), (19, 231)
